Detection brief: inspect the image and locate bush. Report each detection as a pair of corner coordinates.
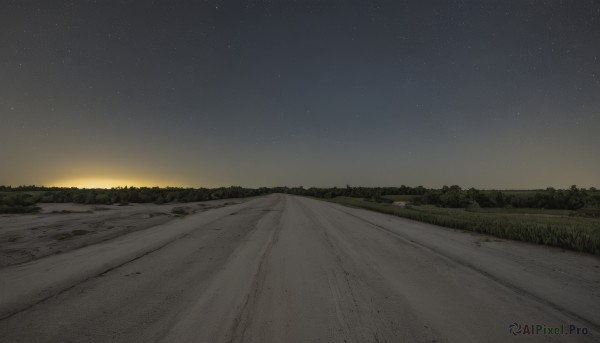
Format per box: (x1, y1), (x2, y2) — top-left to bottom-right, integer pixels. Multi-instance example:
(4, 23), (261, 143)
(0, 194), (40, 213)
(466, 200), (481, 210)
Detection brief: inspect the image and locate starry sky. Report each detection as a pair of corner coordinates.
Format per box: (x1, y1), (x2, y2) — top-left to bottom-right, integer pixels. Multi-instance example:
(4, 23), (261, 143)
(1, 1), (599, 189)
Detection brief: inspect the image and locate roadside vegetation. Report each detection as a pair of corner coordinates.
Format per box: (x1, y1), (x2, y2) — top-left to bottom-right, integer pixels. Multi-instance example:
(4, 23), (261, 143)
(326, 197), (600, 255)
(2, 184), (599, 254)
(2, 184), (599, 216)
(0, 185), (267, 210)
(0, 193), (40, 214)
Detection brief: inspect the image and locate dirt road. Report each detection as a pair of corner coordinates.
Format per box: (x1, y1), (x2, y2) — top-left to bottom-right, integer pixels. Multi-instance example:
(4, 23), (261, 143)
(1, 194), (598, 342)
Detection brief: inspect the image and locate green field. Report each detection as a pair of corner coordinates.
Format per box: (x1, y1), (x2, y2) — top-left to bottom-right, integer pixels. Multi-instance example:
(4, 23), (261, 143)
(326, 197), (600, 255)
(382, 195), (419, 202)
(465, 207), (574, 216)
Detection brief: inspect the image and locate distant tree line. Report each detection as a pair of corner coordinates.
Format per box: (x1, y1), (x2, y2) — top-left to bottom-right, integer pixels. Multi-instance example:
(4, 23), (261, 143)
(0, 186), (267, 207)
(0, 184), (598, 215)
(412, 185), (599, 211)
(268, 185), (427, 200)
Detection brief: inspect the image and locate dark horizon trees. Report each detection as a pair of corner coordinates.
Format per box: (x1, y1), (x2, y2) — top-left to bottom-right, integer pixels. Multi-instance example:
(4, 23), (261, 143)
(0, 184), (599, 215)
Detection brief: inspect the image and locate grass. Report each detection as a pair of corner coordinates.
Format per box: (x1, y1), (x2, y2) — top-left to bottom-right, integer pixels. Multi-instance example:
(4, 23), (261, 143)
(465, 207), (574, 216)
(326, 197), (600, 255)
(382, 195), (419, 202)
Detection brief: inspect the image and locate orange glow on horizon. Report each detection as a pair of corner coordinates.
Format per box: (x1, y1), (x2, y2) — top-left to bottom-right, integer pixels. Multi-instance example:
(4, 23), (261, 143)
(47, 177), (183, 189)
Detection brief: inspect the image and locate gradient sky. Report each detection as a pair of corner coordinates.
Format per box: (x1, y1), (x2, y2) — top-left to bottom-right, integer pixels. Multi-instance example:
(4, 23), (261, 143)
(1, 1), (599, 189)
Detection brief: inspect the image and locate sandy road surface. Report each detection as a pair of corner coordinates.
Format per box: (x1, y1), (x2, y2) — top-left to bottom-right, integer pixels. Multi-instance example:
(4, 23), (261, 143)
(0, 194), (599, 342)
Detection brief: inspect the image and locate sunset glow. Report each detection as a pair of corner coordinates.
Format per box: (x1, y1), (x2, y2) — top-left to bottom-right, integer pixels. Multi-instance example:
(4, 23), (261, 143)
(47, 178), (174, 189)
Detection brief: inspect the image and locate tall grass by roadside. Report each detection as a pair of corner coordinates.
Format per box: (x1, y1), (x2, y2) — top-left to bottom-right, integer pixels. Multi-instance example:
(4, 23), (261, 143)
(464, 207), (574, 216)
(326, 197), (600, 255)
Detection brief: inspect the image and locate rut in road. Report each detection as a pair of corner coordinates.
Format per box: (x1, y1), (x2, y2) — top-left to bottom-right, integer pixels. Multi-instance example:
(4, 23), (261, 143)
(227, 197), (286, 343)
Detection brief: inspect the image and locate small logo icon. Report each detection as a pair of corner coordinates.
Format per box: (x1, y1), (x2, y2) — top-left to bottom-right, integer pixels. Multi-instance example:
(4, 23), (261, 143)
(509, 322), (522, 336)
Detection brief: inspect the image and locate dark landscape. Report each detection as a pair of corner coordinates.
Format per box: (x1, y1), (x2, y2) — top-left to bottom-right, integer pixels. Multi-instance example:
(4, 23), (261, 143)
(1, 1), (599, 342)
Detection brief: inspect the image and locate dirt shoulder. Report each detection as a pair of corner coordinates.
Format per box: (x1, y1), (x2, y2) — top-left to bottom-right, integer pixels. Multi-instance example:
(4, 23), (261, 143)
(0, 198), (249, 268)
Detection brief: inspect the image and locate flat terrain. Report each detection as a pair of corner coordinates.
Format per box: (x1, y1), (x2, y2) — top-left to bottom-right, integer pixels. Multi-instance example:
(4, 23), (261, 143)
(0, 194), (598, 342)
(0, 198), (246, 267)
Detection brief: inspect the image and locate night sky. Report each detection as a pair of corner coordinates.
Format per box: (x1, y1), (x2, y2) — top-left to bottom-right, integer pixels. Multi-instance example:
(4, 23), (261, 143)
(1, 1), (599, 189)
